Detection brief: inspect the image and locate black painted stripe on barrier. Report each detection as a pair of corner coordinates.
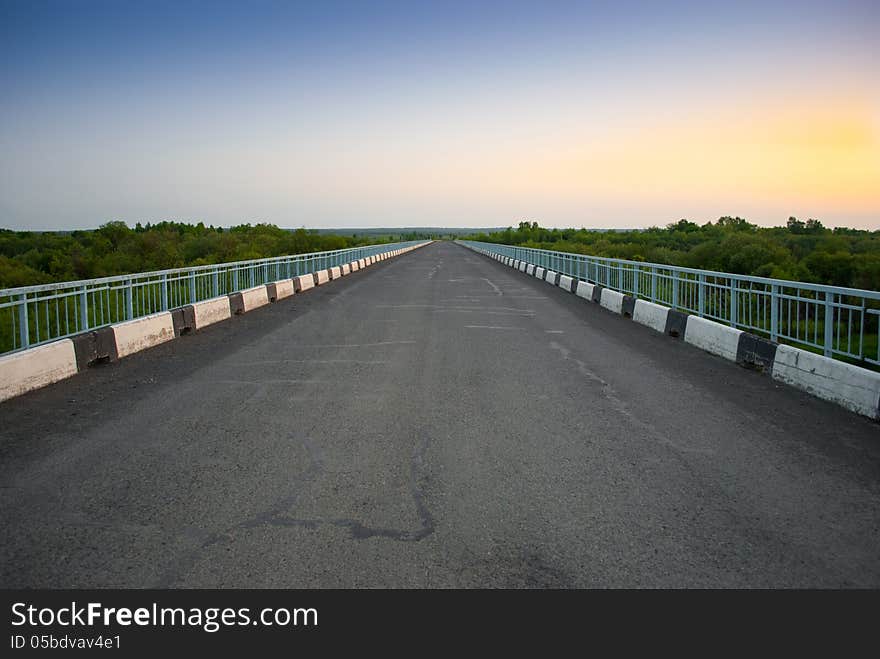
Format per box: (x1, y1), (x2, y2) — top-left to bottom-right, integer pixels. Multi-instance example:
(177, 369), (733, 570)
(664, 310), (688, 338)
(171, 306), (195, 337)
(70, 332), (96, 371)
(228, 292), (245, 315)
(736, 333), (778, 372)
(591, 285), (603, 304)
(568, 278), (577, 293)
(70, 327), (119, 370)
(551, 273), (561, 286)
(621, 295), (636, 318)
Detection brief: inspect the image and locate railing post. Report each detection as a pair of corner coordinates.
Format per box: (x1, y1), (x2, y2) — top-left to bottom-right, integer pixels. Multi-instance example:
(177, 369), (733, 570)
(672, 271), (679, 309)
(729, 279), (737, 327)
(633, 265), (640, 298)
(824, 291), (834, 357)
(17, 293), (29, 349)
(213, 269), (219, 297)
(770, 284), (779, 342)
(160, 274), (168, 310)
(189, 271), (196, 304)
(232, 268), (239, 292)
(698, 273), (705, 317)
(651, 267), (657, 302)
(80, 285), (89, 331)
(125, 280), (134, 320)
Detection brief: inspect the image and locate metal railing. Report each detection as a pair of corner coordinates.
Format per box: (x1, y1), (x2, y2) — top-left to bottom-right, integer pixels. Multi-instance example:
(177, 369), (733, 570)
(0, 241), (423, 356)
(460, 240), (880, 367)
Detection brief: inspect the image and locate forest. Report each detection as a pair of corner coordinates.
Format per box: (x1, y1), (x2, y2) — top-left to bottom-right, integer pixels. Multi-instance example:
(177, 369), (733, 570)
(466, 217), (880, 291)
(1, 217), (879, 291)
(0, 222), (429, 288)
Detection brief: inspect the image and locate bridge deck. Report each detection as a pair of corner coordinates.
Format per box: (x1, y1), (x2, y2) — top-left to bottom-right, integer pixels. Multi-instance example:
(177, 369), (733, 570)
(1, 241), (878, 587)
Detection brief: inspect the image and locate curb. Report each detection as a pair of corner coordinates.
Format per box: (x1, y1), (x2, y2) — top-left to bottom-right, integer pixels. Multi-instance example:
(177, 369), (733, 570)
(0, 242), (432, 403)
(466, 243), (880, 421)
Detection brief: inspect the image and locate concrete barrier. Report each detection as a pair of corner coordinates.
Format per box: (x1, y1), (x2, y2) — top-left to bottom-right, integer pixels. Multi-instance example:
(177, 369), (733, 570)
(314, 269), (330, 286)
(358, 259), (366, 269)
(684, 315), (743, 362)
(558, 275), (574, 292)
(70, 327), (118, 368)
(663, 310), (687, 338)
(772, 345), (880, 419)
(544, 270), (558, 285)
(266, 279), (294, 302)
(112, 311), (175, 359)
(293, 274), (315, 292)
(526, 264), (535, 276)
(0, 339), (79, 402)
(341, 263), (351, 275)
(519, 262), (527, 272)
(241, 285), (270, 312)
(632, 299), (670, 334)
(599, 289), (624, 314)
(329, 266), (342, 279)
(169, 306), (195, 336)
(575, 281), (596, 301)
(190, 296), (232, 330)
(736, 333), (778, 372)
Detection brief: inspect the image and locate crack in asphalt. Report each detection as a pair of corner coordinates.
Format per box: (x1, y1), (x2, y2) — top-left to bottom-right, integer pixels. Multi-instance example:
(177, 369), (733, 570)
(156, 432), (435, 586)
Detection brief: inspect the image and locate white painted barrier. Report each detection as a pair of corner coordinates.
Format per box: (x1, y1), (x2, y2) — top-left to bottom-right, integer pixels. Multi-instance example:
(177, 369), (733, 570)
(314, 270), (330, 285)
(632, 299), (670, 334)
(575, 281), (596, 300)
(329, 266), (342, 279)
(684, 315), (742, 362)
(239, 285), (269, 312)
(293, 274), (315, 292)
(558, 275), (574, 291)
(0, 339), (78, 402)
(191, 296), (232, 329)
(341, 263), (351, 275)
(271, 279), (295, 300)
(772, 345), (880, 419)
(112, 311), (175, 358)
(544, 270), (557, 283)
(599, 289), (624, 314)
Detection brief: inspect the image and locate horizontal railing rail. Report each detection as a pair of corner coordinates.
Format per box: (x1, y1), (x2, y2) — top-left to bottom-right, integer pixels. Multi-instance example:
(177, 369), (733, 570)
(1, 241), (423, 355)
(460, 240), (880, 367)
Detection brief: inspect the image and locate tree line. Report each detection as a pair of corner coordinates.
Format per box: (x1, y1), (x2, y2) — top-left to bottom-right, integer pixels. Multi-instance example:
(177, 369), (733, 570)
(0, 222), (429, 288)
(466, 217), (880, 290)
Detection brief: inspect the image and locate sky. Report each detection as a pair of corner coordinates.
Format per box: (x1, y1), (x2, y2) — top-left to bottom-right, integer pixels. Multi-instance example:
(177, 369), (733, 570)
(1, 0), (878, 231)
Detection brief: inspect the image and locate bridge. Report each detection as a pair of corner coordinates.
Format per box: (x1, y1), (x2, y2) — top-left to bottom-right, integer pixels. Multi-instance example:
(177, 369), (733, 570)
(1, 241), (878, 587)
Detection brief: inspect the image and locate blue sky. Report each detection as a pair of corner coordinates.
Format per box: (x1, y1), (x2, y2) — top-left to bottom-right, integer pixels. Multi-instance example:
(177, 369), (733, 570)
(1, 0), (878, 230)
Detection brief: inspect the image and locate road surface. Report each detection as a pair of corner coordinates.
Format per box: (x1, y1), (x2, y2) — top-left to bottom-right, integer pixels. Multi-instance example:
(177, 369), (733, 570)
(1, 241), (878, 587)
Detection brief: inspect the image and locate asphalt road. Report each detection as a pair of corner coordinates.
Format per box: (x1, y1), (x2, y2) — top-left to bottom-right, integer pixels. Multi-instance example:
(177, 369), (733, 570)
(1, 241), (878, 587)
